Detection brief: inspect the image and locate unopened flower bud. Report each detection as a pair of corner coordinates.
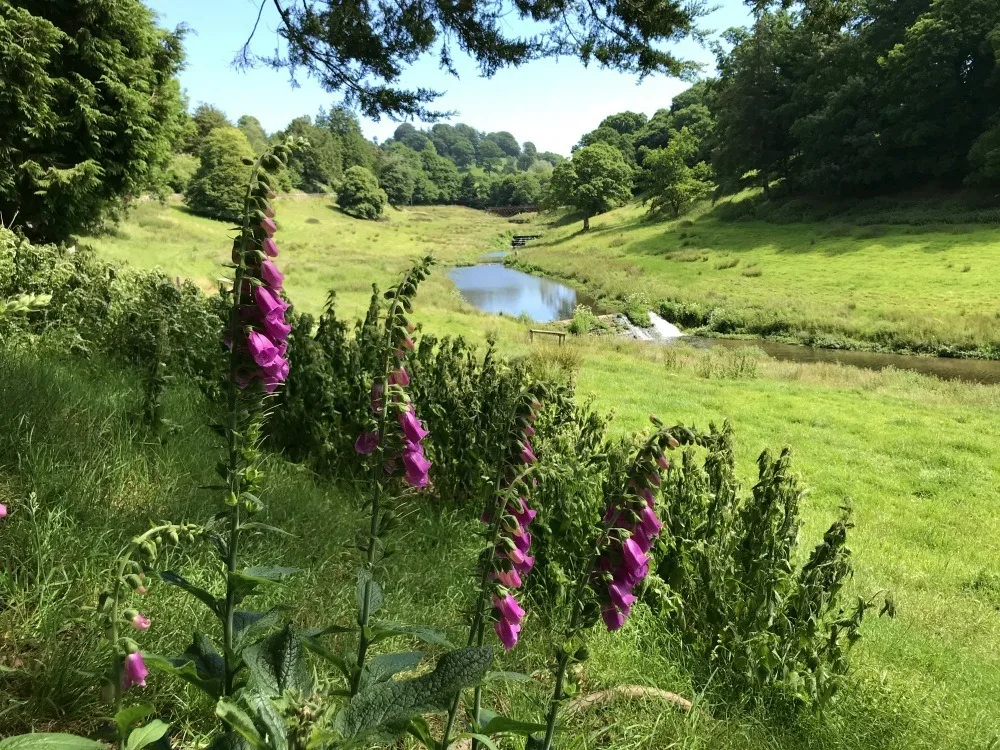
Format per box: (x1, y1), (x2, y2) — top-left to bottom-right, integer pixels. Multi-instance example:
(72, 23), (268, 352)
(667, 435), (680, 450)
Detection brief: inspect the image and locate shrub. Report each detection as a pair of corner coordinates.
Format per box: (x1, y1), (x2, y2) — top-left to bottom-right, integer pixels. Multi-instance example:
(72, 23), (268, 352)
(337, 166), (388, 219)
(165, 153), (200, 194)
(651, 423), (890, 707)
(568, 304), (601, 334)
(184, 128), (255, 221)
(623, 292), (652, 327)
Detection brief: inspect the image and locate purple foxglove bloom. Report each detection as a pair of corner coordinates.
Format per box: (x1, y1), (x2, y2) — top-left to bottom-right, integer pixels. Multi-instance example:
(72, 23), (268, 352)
(355, 431), (379, 455)
(622, 537), (649, 575)
(262, 238), (279, 257)
(494, 618), (520, 651)
(263, 312), (291, 342)
(388, 367), (409, 386)
(639, 488), (655, 507)
(255, 286), (288, 320)
(513, 503), (536, 528)
(513, 553), (534, 576)
(656, 453), (670, 470)
(264, 204), (276, 218)
(494, 594), (525, 625)
(402, 443), (431, 488)
(523, 424), (535, 437)
(631, 527), (655, 554)
(639, 506), (662, 539)
(400, 335), (415, 351)
(608, 581), (637, 611)
(122, 652), (148, 690)
(520, 441), (536, 465)
(248, 331), (280, 368)
(261, 216), (277, 236)
(601, 605), (626, 631)
(647, 471), (661, 488)
(266, 188), (277, 200)
(398, 406), (429, 444)
(513, 529), (532, 553)
(493, 567), (522, 589)
(261, 260), (284, 290)
(131, 613), (151, 631)
(0, 503), (6, 519)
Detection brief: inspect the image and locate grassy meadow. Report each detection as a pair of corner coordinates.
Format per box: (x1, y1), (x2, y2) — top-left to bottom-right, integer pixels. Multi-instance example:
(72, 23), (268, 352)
(8, 195), (988, 747)
(511, 199), (1000, 357)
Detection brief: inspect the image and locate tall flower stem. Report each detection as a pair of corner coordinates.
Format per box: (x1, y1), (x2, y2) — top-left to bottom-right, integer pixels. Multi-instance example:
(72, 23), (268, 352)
(442, 396), (532, 748)
(222, 155), (266, 697)
(351, 269), (418, 696)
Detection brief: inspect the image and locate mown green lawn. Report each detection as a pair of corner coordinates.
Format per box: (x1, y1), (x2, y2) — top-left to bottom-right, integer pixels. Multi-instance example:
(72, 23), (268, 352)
(513, 201), (1000, 355)
(73, 197), (1000, 748)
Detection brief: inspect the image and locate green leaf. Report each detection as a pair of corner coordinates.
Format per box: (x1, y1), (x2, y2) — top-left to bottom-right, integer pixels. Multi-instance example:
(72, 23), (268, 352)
(145, 633), (224, 698)
(244, 625), (313, 697)
(336, 646), (493, 742)
(478, 716), (549, 736)
(356, 569), (383, 618)
(240, 522), (296, 538)
(244, 692), (288, 750)
(405, 717), (439, 750)
(215, 699), (265, 749)
(157, 571), (221, 618)
(359, 652), (424, 690)
(230, 567), (299, 604)
(125, 721), (170, 750)
(368, 622), (453, 649)
(233, 606), (290, 651)
(301, 636), (352, 682)
(0, 736), (106, 750)
(464, 734), (500, 750)
(114, 704), (154, 742)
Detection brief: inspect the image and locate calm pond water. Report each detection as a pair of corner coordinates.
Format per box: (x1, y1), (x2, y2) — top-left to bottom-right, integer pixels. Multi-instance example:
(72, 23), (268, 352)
(451, 263), (1000, 384)
(449, 263), (598, 322)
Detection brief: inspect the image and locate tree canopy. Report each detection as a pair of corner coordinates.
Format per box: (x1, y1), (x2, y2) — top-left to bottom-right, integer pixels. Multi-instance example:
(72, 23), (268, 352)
(246, 0), (706, 120)
(0, 0), (186, 242)
(547, 142), (633, 229)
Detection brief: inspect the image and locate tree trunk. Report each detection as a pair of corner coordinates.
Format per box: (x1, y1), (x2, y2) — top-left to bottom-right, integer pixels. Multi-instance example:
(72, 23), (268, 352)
(762, 172), (771, 201)
(583, 212), (590, 231)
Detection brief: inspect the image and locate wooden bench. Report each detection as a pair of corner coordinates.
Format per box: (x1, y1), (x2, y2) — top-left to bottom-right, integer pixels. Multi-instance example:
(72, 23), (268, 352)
(530, 329), (567, 345)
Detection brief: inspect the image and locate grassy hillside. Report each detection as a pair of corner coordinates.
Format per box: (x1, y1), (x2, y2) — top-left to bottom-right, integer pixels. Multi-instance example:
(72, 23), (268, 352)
(512, 199), (1000, 357)
(74, 197), (1000, 747)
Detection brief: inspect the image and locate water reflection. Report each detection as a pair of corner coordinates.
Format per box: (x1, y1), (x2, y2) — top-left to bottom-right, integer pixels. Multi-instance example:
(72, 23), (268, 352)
(449, 264), (591, 322)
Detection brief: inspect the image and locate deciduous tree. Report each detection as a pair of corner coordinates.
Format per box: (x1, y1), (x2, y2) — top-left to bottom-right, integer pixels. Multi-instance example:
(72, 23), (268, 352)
(546, 143), (633, 230)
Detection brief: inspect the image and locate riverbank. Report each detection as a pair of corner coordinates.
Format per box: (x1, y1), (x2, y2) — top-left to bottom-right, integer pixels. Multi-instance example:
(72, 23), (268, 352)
(510, 198), (1000, 359)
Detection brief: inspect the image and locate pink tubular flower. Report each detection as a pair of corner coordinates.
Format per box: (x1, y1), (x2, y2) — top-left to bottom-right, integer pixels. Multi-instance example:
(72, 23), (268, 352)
(388, 367), (409, 386)
(493, 567), (522, 589)
(656, 453), (670, 470)
(401, 442), (431, 488)
(400, 335), (415, 351)
(647, 471), (662, 488)
(131, 613), (151, 631)
(639, 506), (663, 540)
(513, 501), (536, 528)
(523, 424), (535, 437)
(247, 331), (280, 368)
(0, 504), (6, 519)
(255, 285), (288, 320)
(493, 594), (525, 651)
(261, 216), (277, 236)
(264, 204), (276, 218)
(398, 406), (429, 444)
(601, 605), (626, 631)
(263, 312), (291, 342)
(520, 441), (536, 465)
(261, 260), (284, 290)
(608, 581), (637, 612)
(262, 238), (279, 257)
(122, 652), (148, 690)
(494, 618), (520, 651)
(355, 431), (379, 455)
(622, 537), (649, 575)
(639, 488), (655, 507)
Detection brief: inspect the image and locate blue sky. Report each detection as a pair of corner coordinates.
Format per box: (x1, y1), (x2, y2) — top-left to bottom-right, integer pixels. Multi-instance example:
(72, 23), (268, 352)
(146, 0), (750, 155)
